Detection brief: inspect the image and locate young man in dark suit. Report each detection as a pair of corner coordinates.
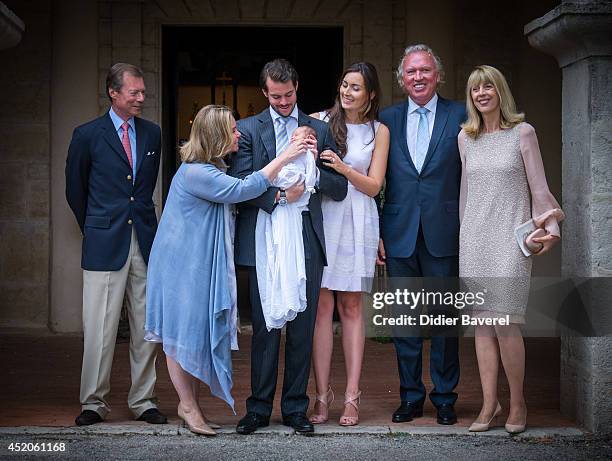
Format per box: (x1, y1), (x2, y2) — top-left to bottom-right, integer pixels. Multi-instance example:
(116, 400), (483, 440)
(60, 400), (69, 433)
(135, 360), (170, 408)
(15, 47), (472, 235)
(66, 63), (166, 426)
(378, 44), (466, 426)
(230, 59), (347, 434)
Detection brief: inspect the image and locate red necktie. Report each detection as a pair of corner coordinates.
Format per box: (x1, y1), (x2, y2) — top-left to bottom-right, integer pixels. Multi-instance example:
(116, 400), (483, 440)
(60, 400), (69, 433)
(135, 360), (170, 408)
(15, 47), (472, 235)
(121, 121), (134, 169)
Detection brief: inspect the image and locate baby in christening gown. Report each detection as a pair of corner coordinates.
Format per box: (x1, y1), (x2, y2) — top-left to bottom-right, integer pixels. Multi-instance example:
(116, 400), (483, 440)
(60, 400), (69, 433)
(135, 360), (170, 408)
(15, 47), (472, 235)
(255, 126), (318, 330)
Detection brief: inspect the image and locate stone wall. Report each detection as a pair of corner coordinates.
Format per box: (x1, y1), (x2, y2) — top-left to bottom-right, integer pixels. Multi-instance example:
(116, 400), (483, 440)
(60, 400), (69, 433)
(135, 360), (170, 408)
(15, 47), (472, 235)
(0, 0), (51, 327)
(49, 0), (98, 332)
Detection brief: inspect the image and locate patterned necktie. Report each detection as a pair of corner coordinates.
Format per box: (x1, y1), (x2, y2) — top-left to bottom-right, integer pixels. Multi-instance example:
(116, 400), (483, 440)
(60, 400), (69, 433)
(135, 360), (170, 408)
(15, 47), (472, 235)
(414, 107), (429, 173)
(275, 116), (289, 157)
(121, 121), (134, 169)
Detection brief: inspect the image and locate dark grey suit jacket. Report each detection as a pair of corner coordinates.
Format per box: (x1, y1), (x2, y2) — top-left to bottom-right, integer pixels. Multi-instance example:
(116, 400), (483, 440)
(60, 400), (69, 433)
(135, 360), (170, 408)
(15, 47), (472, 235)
(228, 108), (348, 267)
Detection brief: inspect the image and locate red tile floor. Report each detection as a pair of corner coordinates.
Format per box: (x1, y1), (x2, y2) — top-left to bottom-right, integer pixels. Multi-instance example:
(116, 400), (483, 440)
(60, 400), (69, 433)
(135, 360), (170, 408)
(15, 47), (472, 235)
(0, 331), (574, 428)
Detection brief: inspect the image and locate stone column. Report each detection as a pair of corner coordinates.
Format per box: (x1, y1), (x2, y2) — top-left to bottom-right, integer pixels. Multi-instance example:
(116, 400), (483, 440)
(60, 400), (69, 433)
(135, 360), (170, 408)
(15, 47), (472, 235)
(525, 1), (612, 434)
(50, 0), (98, 332)
(363, 0), (393, 107)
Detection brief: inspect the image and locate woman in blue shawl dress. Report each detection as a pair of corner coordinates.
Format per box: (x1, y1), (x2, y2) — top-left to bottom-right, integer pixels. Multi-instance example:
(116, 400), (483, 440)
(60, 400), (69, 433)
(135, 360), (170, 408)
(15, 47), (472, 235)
(145, 105), (310, 435)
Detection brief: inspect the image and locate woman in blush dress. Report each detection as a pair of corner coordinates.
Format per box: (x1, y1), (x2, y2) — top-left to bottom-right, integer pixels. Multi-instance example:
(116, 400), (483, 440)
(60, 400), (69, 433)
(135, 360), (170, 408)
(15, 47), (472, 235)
(145, 105), (310, 436)
(309, 62), (390, 426)
(458, 66), (564, 434)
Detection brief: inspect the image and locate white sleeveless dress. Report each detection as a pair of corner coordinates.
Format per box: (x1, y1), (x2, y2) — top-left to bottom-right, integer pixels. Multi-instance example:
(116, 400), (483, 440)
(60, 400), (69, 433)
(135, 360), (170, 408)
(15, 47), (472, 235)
(320, 112), (380, 292)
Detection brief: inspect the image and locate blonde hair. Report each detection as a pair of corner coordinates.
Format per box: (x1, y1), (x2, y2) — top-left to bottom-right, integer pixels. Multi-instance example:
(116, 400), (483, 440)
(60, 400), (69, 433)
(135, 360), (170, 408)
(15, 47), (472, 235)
(462, 65), (524, 139)
(179, 105), (235, 167)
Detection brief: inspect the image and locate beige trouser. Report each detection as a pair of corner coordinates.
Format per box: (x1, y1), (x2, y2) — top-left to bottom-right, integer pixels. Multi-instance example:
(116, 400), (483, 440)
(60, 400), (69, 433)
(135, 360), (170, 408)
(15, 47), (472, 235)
(80, 228), (158, 419)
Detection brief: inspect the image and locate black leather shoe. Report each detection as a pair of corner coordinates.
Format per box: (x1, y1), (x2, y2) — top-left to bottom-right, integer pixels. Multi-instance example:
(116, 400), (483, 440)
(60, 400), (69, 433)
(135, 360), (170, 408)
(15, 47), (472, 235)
(282, 413), (314, 433)
(236, 412), (270, 435)
(75, 410), (103, 426)
(137, 408), (168, 424)
(436, 404), (457, 425)
(392, 402), (424, 423)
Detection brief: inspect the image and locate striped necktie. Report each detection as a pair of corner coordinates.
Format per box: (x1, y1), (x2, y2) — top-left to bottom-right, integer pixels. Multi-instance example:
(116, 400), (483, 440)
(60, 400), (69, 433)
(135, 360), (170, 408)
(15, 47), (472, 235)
(121, 121), (134, 169)
(275, 116), (289, 157)
(414, 107), (429, 173)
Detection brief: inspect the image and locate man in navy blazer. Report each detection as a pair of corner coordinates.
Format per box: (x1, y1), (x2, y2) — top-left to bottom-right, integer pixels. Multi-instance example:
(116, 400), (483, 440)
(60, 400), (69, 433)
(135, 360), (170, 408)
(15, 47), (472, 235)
(378, 44), (466, 425)
(66, 63), (166, 426)
(230, 59), (347, 434)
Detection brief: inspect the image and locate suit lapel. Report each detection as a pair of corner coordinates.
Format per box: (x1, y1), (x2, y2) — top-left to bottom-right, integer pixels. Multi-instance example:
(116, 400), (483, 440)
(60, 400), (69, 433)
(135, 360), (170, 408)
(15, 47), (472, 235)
(134, 117), (148, 175)
(399, 101), (418, 172)
(298, 110), (316, 146)
(102, 113), (131, 168)
(421, 96), (449, 173)
(298, 110), (311, 128)
(257, 110), (276, 164)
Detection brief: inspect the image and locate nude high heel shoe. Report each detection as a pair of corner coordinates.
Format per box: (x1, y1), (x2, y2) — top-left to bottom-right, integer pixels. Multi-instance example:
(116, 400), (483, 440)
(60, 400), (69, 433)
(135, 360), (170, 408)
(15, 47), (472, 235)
(468, 402), (502, 432)
(505, 422), (526, 434)
(339, 390), (361, 426)
(309, 386), (334, 424)
(178, 403), (221, 430)
(177, 404), (217, 436)
(505, 406), (527, 434)
(505, 413), (527, 434)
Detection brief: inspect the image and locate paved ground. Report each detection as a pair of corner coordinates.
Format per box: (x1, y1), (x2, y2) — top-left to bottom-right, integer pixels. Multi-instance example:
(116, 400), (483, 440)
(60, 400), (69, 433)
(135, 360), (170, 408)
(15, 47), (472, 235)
(0, 432), (610, 460)
(2, 329), (608, 460)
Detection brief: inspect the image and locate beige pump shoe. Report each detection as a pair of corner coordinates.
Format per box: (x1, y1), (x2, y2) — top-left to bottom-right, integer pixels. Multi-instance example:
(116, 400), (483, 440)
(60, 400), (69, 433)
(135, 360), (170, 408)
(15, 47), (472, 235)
(178, 402), (221, 430)
(468, 402), (502, 432)
(505, 422), (526, 434)
(177, 403), (217, 436)
(505, 405), (527, 434)
(505, 413), (527, 434)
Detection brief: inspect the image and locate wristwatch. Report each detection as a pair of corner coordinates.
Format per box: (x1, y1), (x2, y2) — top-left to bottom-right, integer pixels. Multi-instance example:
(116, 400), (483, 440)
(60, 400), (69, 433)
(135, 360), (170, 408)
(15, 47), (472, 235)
(278, 189), (288, 206)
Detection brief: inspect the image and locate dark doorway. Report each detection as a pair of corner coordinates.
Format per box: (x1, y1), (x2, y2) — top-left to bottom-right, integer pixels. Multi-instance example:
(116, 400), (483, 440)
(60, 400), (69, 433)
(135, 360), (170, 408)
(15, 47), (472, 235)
(161, 25), (344, 322)
(161, 25), (344, 202)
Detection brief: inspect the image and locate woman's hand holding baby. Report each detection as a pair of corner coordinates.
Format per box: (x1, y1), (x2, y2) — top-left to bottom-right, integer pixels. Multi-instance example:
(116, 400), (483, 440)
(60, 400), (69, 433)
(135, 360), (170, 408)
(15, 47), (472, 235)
(280, 139), (310, 164)
(320, 149), (350, 175)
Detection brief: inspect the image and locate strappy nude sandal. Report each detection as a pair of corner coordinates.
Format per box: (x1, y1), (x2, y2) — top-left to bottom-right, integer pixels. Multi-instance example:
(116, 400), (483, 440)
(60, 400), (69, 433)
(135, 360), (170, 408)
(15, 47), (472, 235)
(309, 386), (334, 424)
(339, 390), (361, 426)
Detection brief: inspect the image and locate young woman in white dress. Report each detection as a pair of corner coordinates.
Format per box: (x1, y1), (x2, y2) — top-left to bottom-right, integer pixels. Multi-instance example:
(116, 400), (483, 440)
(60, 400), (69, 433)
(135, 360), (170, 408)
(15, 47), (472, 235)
(308, 62), (389, 426)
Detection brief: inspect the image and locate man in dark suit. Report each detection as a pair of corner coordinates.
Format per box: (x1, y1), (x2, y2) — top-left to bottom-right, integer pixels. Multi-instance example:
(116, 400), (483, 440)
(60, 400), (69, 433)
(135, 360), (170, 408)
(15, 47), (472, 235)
(230, 59), (347, 434)
(378, 44), (466, 425)
(66, 63), (166, 426)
